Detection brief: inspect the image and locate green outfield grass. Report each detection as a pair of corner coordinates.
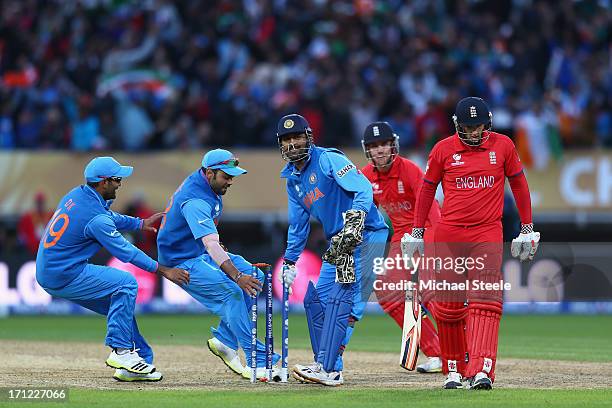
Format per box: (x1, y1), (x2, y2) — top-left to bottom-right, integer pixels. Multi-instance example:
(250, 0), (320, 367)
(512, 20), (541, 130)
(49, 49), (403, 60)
(1, 389), (611, 408)
(1, 314), (611, 408)
(1, 314), (611, 361)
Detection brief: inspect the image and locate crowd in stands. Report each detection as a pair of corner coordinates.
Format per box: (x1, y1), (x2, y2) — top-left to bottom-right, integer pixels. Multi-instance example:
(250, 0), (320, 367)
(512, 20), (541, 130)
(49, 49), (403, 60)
(0, 0), (610, 167)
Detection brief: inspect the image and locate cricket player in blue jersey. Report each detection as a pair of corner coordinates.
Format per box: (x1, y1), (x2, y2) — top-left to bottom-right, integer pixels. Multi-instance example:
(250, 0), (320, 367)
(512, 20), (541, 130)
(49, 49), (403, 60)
(36, 156), (189, 382)
(277, 114), (389, 386)
(157, 149), (282, 381)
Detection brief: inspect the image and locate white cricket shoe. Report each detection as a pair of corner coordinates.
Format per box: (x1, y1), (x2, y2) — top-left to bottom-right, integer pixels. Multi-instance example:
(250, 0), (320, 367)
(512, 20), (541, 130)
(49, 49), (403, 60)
(207, 338), (244, 376)
(443, 371), (464, 389)
(291, 363), (317, 383)
(241, 365), (283, 382)
(113, 369), (163, 382)
(293, 362), (343, 387)
(468, 371), (493, 390)
(106, 349), (155, 374)
(417, 357), (442, 373)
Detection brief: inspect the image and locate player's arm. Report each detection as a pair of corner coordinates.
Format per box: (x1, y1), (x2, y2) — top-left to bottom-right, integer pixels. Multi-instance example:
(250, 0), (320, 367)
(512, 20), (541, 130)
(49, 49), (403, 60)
(406, 162), (441, 226)
(109, 211), (143, 231)
(182, 199), (261, 294)
(320, 152), (369, 282)
(85, 215), (189, 284)
(323, 152), (373, 212)
(110, 210), (163, 233)
(283, 184), (311, 264)
(505, 141), (540, 261)
(402, 148), (443, 257)
(86, 214), (158, 271)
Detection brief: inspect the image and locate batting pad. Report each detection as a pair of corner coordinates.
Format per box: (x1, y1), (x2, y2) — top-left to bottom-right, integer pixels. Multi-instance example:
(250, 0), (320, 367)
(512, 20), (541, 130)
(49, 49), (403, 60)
(304, 281), (325, 358)
(317, 283), (354, 372)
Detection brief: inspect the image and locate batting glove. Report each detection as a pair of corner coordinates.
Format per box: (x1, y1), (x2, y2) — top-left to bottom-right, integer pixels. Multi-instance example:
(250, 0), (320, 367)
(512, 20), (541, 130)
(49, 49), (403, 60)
(511, 224), (541, 262)
(279, 260), (298, 292)
(401, 228), (425, 259)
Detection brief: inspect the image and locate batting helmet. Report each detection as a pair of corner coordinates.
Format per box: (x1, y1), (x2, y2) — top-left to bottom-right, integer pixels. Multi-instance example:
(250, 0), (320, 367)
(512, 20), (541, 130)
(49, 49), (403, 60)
(361, 121), (399, 169)
(452, 97), (492, 146)
(276, 114), (313, 163)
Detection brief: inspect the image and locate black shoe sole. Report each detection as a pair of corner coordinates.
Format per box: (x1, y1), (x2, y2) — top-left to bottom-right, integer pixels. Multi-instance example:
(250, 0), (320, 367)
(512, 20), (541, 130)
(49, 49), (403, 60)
(443, 382), (463, 389)
(471, 380), (492, 390)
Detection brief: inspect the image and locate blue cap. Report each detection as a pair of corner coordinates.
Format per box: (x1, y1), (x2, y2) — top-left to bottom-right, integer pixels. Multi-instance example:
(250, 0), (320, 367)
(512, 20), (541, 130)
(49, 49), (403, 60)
(84, 157), (133, 182)
(202, 149), (247, 177)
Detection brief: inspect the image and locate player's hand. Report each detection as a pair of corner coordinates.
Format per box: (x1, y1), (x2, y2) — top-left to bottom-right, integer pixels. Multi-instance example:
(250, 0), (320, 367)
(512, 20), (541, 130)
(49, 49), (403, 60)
(237, 274), (262, 297)
(323, 209), (366, 263)
(279, 260), (298, 290)
(401, 228), (425, 259)
(511, 224), (540, 262)
(142, 212), (164, 233)
(158, 264), (190, 285)
(338, 209), (366, 253)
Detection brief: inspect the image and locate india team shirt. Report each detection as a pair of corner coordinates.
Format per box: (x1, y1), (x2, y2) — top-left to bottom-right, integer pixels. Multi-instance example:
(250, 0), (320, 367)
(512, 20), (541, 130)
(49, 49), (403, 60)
(157, 170), (223, 266)
(362, 157), (440, 242)
(423, 132), (523, 226)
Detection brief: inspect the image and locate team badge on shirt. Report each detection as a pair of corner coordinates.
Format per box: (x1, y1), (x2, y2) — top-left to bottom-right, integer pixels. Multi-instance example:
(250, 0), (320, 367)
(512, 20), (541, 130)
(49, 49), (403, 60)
(309, 172), (317, 184)
(489, 151), (497, 164)
(397, 180), (405, 194)
(451, 153), (464, 166)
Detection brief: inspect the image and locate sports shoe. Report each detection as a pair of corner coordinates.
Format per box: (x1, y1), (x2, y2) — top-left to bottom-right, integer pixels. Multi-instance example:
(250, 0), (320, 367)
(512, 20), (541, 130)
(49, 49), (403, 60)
(468, 372), (492, 390)
(292, 362), (343, 387)
(207, 338), (244, 376)
(443, 371), (463, 389)
(113, 369), (163, 382)
(417, 357), (442, 373)
(291, 363), (317, 384)
(241, 365), (283, 382)
(106, 349), (155, 374)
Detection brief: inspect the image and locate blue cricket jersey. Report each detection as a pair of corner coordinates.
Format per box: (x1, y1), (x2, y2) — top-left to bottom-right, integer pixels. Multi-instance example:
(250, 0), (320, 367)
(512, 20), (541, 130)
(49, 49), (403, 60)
(157, 169), (223, 266)
(36, 185), (158, 290)
(282, 146), (387, 262)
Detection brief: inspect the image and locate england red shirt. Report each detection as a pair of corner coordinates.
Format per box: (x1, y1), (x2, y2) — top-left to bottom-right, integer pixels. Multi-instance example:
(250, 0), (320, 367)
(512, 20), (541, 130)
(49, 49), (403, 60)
(423, 132), (523, 226)
(362, 157), (440, 242)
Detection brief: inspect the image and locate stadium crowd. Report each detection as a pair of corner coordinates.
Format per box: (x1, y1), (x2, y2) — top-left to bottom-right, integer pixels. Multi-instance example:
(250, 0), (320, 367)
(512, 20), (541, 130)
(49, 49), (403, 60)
(0, 0), (609, 159)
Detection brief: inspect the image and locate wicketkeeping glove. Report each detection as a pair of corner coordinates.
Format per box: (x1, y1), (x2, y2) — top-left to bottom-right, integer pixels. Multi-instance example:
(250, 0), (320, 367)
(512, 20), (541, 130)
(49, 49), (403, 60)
(323, 209), (366, 262)
(335, 253), (355, 283)
(511, 224), (541, 262)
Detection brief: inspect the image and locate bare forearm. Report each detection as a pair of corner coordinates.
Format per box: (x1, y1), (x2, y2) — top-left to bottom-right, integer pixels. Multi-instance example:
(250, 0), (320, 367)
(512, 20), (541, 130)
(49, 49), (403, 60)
(219, 259), (244, 282)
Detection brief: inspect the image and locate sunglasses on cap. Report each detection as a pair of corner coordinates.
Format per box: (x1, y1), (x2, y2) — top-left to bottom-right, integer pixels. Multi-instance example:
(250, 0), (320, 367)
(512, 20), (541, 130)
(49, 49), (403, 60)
(209, 158), (240, 168)
(101, 176), (122, 183)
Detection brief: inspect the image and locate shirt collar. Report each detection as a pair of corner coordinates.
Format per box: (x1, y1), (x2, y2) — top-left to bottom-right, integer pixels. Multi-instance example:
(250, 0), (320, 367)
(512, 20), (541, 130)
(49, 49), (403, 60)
(83, 184), (112, 210)
(280, 155), (312, 180)
(452, 132), (494, 152)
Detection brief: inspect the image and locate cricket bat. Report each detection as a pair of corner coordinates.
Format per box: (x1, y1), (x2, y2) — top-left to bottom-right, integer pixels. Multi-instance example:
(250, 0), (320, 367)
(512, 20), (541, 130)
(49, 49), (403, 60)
(399, 286), (422, 370)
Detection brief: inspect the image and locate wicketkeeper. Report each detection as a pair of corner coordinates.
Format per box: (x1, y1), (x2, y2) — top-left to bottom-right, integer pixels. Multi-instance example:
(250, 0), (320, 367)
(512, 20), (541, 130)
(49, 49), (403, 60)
(276, 114), (388, 386)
